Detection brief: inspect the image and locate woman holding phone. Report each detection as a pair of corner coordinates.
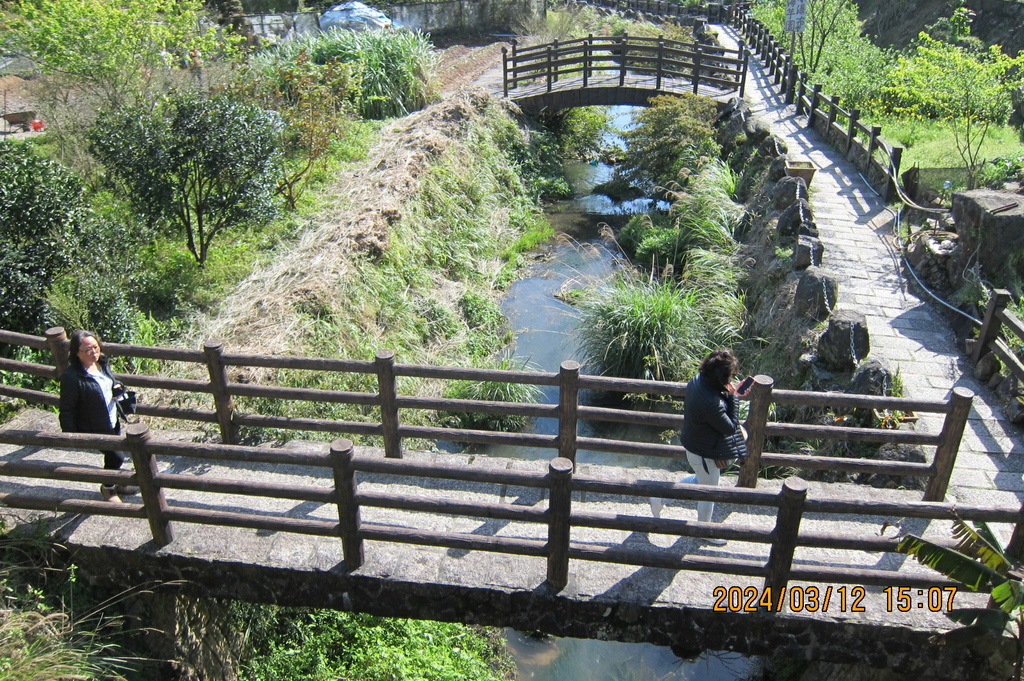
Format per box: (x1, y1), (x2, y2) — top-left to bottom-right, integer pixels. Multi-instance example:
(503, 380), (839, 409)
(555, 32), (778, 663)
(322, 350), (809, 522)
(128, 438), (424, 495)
(651, 349), (749, 545)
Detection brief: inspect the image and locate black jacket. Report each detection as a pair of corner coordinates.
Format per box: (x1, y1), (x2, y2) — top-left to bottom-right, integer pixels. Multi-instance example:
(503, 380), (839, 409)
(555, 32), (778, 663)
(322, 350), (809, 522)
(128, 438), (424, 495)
(679, 374), (748, 460)
(59, 358), (118, 434)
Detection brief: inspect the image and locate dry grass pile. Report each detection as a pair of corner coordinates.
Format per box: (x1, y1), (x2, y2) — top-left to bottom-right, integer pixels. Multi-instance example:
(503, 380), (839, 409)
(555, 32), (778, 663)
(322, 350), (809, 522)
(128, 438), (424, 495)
(195, 89), (521, 367)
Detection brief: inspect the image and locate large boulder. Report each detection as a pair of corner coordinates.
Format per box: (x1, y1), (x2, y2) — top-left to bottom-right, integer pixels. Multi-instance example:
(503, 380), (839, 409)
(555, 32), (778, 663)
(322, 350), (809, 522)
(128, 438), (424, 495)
(951, 189), (1024, 286)
(773, 175), (807, 210)
(856, 443), (928, 491)
(777, 198), (813, 237)
(847, 358), (890, 396)
(817, 310), (870, 371)
(743, 116), (772, 145)
(794, 235), (823, 269)
(793, 266), (838, 321)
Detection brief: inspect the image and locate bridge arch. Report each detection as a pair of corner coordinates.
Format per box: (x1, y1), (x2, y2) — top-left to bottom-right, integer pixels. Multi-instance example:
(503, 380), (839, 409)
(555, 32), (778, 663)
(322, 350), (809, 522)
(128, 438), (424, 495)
(502, 35), (748, 114)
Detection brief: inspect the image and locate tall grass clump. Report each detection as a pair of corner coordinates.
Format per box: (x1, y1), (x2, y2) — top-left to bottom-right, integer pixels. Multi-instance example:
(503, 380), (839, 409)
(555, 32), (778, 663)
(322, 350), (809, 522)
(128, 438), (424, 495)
(441, 356), (543, 431)
(251, 28), (438, 119)
(619, 158), (742, 271)
(577, 271), (740, 382)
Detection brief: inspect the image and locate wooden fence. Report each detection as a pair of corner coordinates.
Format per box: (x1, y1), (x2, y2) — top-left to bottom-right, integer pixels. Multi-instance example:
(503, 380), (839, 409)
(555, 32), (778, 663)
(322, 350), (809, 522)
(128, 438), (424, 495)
(0, 424), (1020, 597)
(502, 34), (748, 99)
(0, 326), (974, 505)
(972, 289), (1024, 381)
(726, 7), (904, 201)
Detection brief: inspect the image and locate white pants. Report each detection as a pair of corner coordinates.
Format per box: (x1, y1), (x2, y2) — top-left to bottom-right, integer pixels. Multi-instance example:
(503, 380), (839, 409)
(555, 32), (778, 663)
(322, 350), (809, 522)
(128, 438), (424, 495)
(682, 448), (721, 522)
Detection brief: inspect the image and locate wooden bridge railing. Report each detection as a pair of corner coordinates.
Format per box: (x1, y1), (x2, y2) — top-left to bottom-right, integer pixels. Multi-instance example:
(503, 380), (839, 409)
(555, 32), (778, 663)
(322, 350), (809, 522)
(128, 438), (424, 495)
(0, 425), (1019, 599)
(972, 289), (1024, 382)
(0, 327), (975, 504)
(501, 34), (748, 99)
(727, 6), (905, 201)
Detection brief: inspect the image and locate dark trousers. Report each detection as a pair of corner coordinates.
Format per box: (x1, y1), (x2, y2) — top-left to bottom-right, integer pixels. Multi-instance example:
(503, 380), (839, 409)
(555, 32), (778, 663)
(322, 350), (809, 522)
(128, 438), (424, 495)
(97, 421), (123, 470)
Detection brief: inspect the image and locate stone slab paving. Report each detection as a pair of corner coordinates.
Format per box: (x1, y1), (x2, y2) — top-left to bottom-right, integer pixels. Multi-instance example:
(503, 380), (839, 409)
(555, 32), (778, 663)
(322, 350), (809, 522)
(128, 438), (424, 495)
(713, 24), (1023, 513)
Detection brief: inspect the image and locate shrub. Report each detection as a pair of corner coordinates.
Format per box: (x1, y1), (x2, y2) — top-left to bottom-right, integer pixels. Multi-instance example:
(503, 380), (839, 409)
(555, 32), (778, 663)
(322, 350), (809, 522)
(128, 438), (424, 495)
(254, 28), (438, 120)
(618, 94), (719, 191)
(0, 140), (87, 335)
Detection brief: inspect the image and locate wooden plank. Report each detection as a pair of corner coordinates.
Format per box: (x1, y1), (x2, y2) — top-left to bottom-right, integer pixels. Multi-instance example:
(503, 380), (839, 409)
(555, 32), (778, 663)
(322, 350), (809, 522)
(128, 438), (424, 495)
(353, 456), (550, 488)
(357, 490), (546, 522)
(758, 452), (933, 476)
(764, 422), (940, 445)
(569, 543), (768, 575)
(0, 329), (49, 350)
(0, 357), (57, 378)
(233, 413), (383, 437)
(358, 523), (549, 556)
(228, 382), (379, 406)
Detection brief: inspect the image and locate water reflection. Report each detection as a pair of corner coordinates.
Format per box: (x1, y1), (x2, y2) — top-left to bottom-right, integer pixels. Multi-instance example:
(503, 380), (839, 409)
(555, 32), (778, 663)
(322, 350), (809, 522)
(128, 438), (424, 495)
(505, 631), (758, 680)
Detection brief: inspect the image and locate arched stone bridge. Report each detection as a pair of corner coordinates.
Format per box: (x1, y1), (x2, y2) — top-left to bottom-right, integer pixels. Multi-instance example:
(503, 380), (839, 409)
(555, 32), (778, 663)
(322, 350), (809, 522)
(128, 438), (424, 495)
(502, 35), (748, 113)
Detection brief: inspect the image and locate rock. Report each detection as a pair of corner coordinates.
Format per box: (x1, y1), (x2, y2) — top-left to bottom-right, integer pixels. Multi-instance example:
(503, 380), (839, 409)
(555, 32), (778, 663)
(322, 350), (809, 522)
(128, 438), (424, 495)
(760, 134), (788, 158)
(742, 116), (772, 145)
(797, 220), (819, 238)
(777, 198), (813, 237)
(766, 155), (788, 182)
(793, 266), (838, 321)
(1009, 397), (1024, 425)
(996, 373), (1019, 402)
(794, 236), (823, 269)
(818, 311), (871, 371)
(974, 351), (1001, 383)
(847, 359), (890, 396)
(856, 443), (928, 491)
(773, 175), (807, 210)
(951, 189), (1024, 286)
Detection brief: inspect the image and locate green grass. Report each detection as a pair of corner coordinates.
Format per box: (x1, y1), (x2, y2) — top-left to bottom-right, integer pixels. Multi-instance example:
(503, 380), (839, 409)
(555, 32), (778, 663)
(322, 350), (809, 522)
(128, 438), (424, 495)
(441, 356), (544, 431)
(873, 116), (1024, 169)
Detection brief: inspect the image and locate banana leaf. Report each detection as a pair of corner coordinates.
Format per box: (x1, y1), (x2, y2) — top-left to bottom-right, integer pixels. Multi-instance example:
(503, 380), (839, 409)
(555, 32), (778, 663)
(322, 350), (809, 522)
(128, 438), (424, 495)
(897, 534), (1006, 592)
(945, 607), (1012, 633)
(952, 519), (1012, 574)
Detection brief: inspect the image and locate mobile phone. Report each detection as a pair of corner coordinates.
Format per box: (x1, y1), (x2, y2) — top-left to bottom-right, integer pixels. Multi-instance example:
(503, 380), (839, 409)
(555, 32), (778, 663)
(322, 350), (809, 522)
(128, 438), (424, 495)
(736, 376), (754, 395)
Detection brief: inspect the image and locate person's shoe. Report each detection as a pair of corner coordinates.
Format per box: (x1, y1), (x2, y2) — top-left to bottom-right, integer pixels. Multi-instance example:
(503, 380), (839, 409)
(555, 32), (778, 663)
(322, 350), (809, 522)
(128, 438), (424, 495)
(703, 537), (727, 546)
(649, 497), (663, 518)
(100, 485), (123, 503)
(114, 485), (139, 496)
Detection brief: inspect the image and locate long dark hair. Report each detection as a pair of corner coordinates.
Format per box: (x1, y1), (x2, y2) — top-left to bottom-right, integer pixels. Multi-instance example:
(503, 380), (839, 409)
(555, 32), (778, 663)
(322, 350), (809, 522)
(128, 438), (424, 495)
(68, 330), (102, 368)
(698, 349), (738, 391)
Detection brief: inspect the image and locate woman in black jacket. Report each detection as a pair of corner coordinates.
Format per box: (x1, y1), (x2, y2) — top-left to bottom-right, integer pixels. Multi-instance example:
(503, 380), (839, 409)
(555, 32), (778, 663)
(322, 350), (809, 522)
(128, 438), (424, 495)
(652, 349), (748, 544)
(59, 330), (136, 502)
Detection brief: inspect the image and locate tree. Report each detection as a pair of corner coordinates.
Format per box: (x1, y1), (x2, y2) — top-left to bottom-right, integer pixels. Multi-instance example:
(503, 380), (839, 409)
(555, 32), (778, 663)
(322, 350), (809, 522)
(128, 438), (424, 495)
(7, 0), (235, 108)
(90, 94), (282, 265)
(898, 518), (1024, 679)
(0, 141), (87, 335)
(751, 0), (862, 74)
(881, 35), (1024, 188)
(619, 94), (720, 191)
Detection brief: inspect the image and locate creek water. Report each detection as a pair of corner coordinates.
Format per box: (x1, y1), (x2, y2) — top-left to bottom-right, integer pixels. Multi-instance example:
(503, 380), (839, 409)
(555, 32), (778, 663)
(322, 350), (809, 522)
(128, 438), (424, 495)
(495, 107), (759, 680)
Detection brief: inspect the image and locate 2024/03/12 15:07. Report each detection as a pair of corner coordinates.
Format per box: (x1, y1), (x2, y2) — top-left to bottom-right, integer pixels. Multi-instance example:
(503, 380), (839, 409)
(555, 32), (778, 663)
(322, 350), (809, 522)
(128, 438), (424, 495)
(711, 585), (958, 612)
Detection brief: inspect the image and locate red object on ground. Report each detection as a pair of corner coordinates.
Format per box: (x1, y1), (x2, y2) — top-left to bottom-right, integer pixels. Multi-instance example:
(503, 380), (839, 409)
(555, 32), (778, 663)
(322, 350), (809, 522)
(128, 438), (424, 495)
(30, 119), (44, 131)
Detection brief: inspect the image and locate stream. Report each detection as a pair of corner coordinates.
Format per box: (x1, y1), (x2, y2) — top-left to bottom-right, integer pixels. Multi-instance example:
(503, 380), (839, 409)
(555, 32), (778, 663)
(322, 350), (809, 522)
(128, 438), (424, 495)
(496, 107), (759, 680)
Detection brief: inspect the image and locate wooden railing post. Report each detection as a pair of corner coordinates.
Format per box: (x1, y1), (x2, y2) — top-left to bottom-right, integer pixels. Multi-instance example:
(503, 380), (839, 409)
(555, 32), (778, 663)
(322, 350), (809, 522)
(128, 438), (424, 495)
(925, 387), (974, 502)
(584, 33), (593, 87)
(546, 457), (573, 591)
(846, 108), (860, 156)
(619, 33), (628, 87)
(795, 72), (806, 114)
(546, 44), (553, 92)
(1005, 502), (1024, 562)
(330, 438), (364, 570)
(510, 40), (518, 89)
(738, 43), (748, 96)
(764, 477), (808, 606)
(865, 124), (882, 173)
(558, 361), (580, 464)
(692, 42), (702, 93)
(502, 47), (509, 97)
(973, 289), (1013, 364)
(204, 340), (236, 445)
(886, 146), (903, 202)
(826, 95), (840, 129)
(44, 326), (69, 378)
(655, 36), (664, 90)
(126, 423), (173, 546)
(806, 84), (822, 129)
(552, 38), (560, 84)
(738, 375), (773, 488)
(375, 350), (402, 459)
(784, 61), (798, 105)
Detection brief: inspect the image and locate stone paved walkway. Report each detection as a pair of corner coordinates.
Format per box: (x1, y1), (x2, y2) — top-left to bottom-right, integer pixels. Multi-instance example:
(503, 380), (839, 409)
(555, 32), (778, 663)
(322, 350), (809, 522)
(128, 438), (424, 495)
(712, 24), (1023, 513)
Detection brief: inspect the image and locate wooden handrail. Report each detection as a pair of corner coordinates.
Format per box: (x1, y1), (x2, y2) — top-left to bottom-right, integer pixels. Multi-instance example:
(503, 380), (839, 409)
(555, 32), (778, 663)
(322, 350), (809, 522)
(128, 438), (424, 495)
(0, 326), (976, 500)
(0, 426), (1010, 599)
